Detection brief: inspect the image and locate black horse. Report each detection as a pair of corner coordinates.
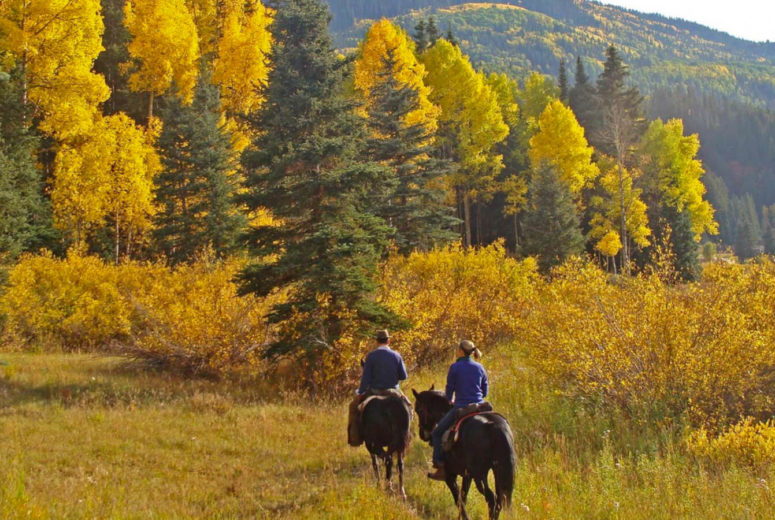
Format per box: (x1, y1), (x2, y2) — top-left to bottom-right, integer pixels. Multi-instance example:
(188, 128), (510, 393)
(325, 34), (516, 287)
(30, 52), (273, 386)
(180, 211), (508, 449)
(359, 393), (412, 499)
(412, 386), (515, 520)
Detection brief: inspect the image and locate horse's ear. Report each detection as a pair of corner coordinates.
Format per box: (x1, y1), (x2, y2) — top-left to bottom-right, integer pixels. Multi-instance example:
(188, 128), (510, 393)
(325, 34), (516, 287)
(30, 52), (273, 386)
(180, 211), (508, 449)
(430, 383), (435, 391)
(360, 357), (365, 368)
(412, 388), (419, 398)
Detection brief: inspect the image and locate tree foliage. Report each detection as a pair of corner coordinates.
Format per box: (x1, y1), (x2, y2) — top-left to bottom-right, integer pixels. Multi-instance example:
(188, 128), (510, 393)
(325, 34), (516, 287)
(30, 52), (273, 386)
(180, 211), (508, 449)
(355, 19), (438, 134)
(123, 0), (200, 117)
(52, 114), (160, 255)
(529, 99), (599, 197)
(239, 0), (400, 357)
(0, 0), (110, 140)
(421, 38), (508, 247)
(155, 68), (245, 263)
(212, 0), (272, 129)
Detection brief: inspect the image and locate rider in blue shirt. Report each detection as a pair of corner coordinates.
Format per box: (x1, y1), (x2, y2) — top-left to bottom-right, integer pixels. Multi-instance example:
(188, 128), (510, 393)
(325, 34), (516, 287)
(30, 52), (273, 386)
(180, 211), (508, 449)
(348, 330), (409, 446)
(428, 340), (487, 481)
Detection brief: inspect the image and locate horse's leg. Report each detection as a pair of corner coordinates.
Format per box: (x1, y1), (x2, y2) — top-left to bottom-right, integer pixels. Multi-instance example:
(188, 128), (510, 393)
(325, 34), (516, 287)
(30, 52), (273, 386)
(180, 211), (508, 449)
(445, 475), (469, 520)
(474, 477), (498, 520)
(461, 475), (473, 505)
(384, 454), (393, 492)
(370, 452), (380, 487)
(397, 453), (406, 501)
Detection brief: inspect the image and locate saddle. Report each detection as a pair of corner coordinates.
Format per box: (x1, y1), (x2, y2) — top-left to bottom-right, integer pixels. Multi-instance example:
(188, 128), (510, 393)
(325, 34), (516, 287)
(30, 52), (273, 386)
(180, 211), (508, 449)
(441, 401), (494, 452)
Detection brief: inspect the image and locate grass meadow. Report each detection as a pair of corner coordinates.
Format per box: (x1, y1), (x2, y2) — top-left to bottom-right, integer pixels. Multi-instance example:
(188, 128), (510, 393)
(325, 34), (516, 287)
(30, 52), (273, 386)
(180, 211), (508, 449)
(2, 352), (775, 519)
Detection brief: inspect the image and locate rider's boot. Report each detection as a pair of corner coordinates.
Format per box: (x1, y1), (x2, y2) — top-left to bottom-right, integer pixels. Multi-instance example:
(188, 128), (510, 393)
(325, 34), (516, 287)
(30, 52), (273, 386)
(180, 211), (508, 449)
(427, 463), (446, 481)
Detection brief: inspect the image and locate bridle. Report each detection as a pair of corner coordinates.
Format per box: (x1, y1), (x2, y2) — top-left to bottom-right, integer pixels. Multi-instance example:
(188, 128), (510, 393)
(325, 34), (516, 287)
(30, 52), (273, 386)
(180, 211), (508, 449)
(415, 400), (436, 442)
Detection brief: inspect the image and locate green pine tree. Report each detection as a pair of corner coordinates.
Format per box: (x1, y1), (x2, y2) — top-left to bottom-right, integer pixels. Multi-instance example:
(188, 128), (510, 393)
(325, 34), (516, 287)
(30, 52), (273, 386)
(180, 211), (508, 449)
(365, 52), (456, 254)
(591, 45), (646, 157)
(558, 58), (569, 103)
(238, 0), (401, 357)
(154, 66), (245, 264)
(763, 206), (775, 256)
(666, 206), (701, 280)
(0, 69), (55, 268)
(732, 195), (761, 259)
(520, 164), (585, 272)
(413, 19), (427, 52)
(568, 56), (597, 135)
(445, 25), (458, 47)
(427, 16), (439, 46)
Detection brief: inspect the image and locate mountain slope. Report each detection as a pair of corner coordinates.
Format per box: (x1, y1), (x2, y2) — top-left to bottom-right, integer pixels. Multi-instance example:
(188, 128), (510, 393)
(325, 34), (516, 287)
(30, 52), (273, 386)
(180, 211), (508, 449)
(325, 0), (775, 110)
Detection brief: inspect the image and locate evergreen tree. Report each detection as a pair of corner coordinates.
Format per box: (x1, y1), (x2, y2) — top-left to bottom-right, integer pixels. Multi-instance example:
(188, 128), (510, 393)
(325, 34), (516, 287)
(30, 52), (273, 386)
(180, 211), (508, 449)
(520, 164), (585, 272)
(665, 206), (701, 280)
(365, 53), (456, 253)
(558, 58), (569, 103)
(732, 195), (760, 259)
(154, 66), (245, 263)
(568, 56), (597, 133)
(763, 206), (775, 256)
(592, 46), (647, 271)
(0, 71), (54, 263)
(592, 45), (646, 156)
(445, 25), (458, 47)
(413, 19), (427, 52)
(426, 16), (439, 46)
(238, 0), (400, 357)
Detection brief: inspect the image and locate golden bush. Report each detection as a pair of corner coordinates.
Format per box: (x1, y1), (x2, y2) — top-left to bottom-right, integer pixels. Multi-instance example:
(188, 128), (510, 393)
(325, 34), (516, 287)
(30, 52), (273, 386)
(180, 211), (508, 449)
(1, 250), (134, 350)
(126, 257), (281, 375)
(0, 251), (278, 376)
(523, 258), (775, 427)
(380, 242), (538, 365)
(686, 417), (775, 469)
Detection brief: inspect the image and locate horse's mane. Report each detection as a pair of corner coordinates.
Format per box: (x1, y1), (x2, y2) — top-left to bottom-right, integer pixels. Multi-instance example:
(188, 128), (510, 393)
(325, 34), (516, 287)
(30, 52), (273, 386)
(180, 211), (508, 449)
(422, 389), (451, 406)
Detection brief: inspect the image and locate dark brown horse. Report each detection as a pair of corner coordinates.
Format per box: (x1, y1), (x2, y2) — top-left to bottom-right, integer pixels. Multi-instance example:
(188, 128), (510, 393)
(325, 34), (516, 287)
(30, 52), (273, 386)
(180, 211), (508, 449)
(359, 394), (412, 499)
(413, 386), (515, 520)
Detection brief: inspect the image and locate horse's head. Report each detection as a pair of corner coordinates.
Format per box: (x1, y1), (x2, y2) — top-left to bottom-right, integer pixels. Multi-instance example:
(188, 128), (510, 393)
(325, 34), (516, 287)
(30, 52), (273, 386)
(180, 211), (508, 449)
(412, 384), (452, 443)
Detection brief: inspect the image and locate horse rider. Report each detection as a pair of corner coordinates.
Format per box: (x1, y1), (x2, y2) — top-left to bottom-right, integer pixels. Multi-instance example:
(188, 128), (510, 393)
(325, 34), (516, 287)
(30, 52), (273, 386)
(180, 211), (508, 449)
(427, 340), (488, 481)
(347, 329), (410, 446)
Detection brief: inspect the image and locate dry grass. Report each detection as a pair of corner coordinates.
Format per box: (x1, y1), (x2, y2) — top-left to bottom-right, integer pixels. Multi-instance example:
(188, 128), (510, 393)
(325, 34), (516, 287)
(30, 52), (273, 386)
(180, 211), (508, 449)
(2, 352), (775, 519)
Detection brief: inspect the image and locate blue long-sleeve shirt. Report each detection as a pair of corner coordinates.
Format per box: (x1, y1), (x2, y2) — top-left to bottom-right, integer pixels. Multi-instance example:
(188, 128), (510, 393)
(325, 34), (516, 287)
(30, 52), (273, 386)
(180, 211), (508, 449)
(445, 357), (488, 408)
(357, 346), (408, 394)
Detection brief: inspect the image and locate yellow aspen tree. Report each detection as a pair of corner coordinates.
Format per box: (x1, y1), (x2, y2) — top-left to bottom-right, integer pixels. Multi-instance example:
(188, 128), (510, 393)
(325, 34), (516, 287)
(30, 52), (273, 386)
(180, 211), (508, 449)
(0, 0), (109, 140)
(640, 118), (717, 240)
(520, 72), (560, 122)
(123, 0), (200, 120)
(486, 72), (527, 247)
(529, 99), (600, 197)
(421, 39), (508, 247)
(354, 19), (439, 133)
(184, 0), (218, 55)
(589, 156), (651, 273)
(212, 0), (272, 147)
(52, 114), (160, 256)
(102, 113), (161, 261)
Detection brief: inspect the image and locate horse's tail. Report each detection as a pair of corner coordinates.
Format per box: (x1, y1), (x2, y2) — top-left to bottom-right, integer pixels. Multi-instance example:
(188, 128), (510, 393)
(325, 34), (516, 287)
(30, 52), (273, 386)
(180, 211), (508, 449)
(490, 420), (516, 510)
(391, 397), (412, 456)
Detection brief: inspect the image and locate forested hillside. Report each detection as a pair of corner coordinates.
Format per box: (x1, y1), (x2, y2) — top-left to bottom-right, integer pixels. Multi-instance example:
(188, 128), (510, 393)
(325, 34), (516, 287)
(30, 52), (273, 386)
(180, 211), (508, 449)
(326, 0), (775, 109)
(325, 0), (775, 251)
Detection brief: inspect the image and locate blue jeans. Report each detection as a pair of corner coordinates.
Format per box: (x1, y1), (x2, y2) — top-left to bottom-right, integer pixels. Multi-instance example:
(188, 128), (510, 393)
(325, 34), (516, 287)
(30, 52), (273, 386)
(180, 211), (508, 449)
(431, 408), (459, 466)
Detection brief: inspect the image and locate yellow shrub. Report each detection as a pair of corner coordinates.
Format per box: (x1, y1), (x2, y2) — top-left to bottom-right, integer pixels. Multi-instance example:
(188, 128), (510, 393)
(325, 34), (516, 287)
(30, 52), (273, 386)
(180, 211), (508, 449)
(126, 257), (282, 375)
(0, 252), (279, 376)
(380, 242), (538, 365)
(523, 258), (775, 427)
(1, 251), (133, 350)
(686, 418), (775, 469)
